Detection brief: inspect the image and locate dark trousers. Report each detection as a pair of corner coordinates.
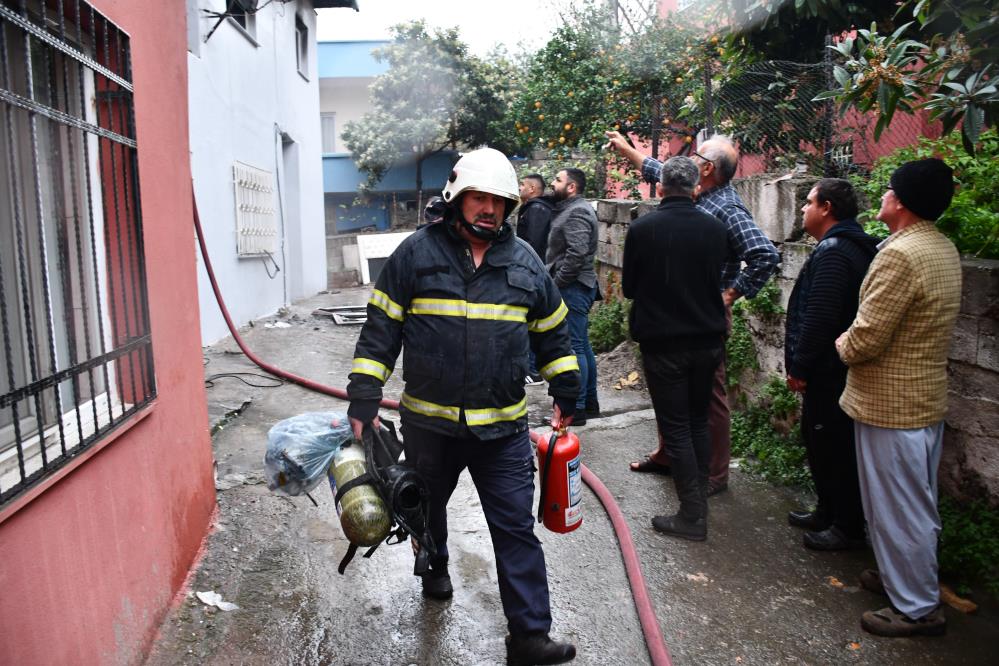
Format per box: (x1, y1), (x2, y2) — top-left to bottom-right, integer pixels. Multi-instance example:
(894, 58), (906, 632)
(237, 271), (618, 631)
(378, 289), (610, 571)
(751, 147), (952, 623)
(802, 378), (865, 537)
(642, 346), (724, 521)
(401, 423), (551, 635)
(561, 281), (598, 409)
(649, 307), (731, 486)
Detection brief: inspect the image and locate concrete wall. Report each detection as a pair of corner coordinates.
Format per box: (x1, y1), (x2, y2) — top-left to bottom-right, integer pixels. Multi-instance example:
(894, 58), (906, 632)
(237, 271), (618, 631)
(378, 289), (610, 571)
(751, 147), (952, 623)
(0, 1), (217, 662)
(189, 0), (327, 345)
(593, 178), (999, 505)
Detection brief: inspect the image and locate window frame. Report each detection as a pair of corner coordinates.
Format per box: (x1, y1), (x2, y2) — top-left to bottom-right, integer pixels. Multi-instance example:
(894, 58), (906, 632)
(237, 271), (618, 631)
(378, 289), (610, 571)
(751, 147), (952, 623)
(0, 0), (157, 508)
(295, 14), (309, 80)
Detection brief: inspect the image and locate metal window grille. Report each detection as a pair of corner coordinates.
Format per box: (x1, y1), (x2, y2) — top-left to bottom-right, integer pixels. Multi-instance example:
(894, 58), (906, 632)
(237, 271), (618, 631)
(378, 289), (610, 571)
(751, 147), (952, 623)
(0, 0), (155, 505)
(233, 161), (277, 256)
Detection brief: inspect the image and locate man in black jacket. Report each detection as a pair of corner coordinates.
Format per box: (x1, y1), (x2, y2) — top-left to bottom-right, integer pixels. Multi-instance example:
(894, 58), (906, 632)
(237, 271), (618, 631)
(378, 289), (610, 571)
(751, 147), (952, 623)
(517, 173), (556, 383)
(785, 178), (878, 551)
(347, 148), (580, 665)
(623, 156), (728, 541)
(517, 173), (555, 261)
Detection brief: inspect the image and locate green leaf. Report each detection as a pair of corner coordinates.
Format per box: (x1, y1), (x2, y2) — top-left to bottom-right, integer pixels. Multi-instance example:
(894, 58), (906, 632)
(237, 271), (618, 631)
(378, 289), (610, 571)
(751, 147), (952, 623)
(889, 21), (915, 43)
(964, 104), (984, 145)
(884, 88), (900, 121)
(873, 112), (888, 141)
(833, 65), (851, 87)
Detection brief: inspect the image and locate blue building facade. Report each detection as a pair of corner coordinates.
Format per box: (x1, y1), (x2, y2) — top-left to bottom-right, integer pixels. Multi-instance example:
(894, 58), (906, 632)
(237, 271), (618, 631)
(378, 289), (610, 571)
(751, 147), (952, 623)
(319, 41), (457, 234)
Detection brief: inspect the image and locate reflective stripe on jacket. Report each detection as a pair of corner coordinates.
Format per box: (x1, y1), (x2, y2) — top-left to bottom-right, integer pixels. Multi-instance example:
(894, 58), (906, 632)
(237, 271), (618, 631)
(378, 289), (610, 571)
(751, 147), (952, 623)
(347, 221), (580, 440)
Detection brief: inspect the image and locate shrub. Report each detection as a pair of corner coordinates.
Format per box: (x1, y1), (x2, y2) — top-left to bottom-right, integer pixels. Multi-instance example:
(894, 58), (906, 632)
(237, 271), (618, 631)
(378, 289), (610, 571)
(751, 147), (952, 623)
(938, 496), (999, 597)
(730, 377), (810, 490)
(725, 301), (759, 389)
(743, 277), (784, 321)
(851, 128), (999, 259)
(588, 297), (629, 353)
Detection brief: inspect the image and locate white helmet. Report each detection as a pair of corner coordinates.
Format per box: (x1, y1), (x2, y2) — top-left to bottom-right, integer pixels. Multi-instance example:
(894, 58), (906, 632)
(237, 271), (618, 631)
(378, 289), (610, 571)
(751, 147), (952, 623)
(442, 147), (520, 222)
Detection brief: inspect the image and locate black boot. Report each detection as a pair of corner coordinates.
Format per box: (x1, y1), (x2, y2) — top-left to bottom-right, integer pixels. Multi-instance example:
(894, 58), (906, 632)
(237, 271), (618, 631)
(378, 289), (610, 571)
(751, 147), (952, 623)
(506, 633), (576, 666)
(651, 512), (707, 541)
(421, 562), (453, 600)
(585, 398), (600, 418)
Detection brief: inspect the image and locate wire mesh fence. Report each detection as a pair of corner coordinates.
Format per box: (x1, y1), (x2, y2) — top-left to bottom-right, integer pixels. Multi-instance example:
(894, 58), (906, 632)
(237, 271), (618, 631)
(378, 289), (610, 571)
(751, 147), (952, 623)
(700, 49), (936, 179)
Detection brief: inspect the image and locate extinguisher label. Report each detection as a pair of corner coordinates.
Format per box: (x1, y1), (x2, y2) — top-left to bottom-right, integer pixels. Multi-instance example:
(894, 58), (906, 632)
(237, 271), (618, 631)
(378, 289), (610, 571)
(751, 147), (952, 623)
(565, 455), (582, 526)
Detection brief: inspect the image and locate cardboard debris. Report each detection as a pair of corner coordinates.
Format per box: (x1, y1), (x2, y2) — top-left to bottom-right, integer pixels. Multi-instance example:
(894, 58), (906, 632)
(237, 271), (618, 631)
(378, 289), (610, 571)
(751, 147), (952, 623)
(615, 371), (640, 390)
(940, 584), (978, 614)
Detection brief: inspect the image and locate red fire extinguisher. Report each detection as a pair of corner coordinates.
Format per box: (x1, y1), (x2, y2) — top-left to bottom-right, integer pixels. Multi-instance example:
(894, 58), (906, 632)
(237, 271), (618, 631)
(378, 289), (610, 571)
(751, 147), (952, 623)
(537, 427), (583, 533)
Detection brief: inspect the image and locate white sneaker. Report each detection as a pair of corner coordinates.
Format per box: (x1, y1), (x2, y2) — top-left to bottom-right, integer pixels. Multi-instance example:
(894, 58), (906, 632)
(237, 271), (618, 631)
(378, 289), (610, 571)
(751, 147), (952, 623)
(524, 374), (545, 387)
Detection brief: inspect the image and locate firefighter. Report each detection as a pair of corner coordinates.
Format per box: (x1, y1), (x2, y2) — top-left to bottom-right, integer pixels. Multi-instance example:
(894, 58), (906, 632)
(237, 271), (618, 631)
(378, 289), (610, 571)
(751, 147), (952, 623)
(347, 147), (580, 665)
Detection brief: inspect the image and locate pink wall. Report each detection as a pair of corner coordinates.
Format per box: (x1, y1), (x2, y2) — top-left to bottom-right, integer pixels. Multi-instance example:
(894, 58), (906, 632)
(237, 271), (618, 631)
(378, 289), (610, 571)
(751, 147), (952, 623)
(0, 1), (217, 664)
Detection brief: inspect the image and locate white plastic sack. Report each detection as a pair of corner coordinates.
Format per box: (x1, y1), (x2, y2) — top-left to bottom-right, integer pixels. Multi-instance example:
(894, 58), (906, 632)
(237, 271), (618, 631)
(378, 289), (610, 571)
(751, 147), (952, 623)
(264, 412), (353, 496)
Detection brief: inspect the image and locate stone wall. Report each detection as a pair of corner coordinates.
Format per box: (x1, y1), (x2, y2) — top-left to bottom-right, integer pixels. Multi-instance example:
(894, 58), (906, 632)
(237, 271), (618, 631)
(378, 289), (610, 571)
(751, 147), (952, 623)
(326, 233), (361, 289)
(592, 177), (999, 505)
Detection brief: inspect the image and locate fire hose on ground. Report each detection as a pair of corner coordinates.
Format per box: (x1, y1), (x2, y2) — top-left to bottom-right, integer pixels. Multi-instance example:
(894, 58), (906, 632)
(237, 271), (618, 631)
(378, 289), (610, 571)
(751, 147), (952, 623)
(193, 193), (673, 666)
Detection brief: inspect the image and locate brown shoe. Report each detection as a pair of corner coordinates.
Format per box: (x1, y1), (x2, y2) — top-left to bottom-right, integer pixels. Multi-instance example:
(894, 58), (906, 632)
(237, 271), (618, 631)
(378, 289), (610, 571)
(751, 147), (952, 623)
(859, 569), (888, 597)
(861, 605), (946, 637)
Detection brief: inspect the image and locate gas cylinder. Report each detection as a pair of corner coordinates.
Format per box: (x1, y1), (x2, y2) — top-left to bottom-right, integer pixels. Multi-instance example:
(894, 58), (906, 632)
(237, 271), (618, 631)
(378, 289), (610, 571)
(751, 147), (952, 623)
(536, 428), (583, 533)
(327, 442), (392, 546)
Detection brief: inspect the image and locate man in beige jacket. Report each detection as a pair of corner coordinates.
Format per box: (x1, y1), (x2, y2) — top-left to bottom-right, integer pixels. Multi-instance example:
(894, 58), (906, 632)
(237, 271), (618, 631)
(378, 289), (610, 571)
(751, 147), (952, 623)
(835, 158), (961, 637)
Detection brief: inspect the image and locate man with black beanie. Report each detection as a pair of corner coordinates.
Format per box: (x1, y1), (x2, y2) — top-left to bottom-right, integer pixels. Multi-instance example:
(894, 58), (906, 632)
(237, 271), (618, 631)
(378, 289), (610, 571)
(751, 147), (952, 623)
(835, 158), (962, 637)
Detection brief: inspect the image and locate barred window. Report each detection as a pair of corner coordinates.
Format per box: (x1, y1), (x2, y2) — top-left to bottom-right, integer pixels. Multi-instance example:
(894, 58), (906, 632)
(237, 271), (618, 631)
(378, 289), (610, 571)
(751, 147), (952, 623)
(0, 0), (155, 505)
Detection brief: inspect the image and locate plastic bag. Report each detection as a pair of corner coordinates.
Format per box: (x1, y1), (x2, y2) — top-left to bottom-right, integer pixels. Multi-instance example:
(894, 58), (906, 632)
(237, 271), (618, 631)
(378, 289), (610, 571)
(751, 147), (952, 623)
(264, 412), (354, 496)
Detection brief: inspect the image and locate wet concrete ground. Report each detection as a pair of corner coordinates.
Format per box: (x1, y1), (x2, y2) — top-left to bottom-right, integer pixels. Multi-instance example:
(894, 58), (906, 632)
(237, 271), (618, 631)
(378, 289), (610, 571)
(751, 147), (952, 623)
(146, 289), (997, 665)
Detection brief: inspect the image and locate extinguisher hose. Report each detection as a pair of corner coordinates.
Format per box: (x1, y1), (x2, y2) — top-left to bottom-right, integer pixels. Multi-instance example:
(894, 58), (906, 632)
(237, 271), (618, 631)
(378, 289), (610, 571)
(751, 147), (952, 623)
(193, 193), (671, 666)
(536, 430), (558, 523)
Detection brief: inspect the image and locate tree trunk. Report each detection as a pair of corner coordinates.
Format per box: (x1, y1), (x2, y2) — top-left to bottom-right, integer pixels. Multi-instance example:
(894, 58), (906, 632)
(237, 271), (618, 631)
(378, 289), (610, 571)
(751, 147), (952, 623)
(416, 155), (424, 217)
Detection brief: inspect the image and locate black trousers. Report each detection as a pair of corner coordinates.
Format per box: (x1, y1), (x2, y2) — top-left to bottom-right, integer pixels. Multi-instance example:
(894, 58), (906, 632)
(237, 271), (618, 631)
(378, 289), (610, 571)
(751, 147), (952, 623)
(642, 346), (724, 521)
(401, 423), (552, 636)
(801, 378), (865, 537)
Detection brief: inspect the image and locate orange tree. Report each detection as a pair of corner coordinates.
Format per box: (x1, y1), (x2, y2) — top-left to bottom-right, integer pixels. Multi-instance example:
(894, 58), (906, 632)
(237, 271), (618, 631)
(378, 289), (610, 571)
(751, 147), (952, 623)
(504, 4), (707, 197)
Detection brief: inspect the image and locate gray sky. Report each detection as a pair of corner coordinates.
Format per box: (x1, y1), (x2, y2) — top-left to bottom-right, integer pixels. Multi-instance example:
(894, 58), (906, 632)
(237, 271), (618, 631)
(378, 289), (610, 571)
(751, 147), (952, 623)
(315, 0), (564, 56)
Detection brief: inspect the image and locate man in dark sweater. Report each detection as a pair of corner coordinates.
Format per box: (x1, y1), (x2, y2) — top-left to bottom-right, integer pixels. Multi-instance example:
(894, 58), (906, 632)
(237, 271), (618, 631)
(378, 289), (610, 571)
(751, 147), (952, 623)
(516, 173), (555, 261)
(517, 174), (556, 384)
(785, 178), (878, 551)
(623, 156), (728, 541)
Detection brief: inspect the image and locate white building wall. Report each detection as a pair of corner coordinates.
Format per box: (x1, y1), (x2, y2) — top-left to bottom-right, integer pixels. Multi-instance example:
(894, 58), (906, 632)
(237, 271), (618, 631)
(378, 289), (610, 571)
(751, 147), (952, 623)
(189, 0), (327, 345)
(318, 78), (374, 153)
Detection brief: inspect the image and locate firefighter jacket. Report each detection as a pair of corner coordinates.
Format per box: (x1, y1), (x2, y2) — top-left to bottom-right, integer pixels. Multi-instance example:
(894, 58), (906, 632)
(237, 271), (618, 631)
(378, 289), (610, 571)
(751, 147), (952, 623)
(347, 220), (581, 440)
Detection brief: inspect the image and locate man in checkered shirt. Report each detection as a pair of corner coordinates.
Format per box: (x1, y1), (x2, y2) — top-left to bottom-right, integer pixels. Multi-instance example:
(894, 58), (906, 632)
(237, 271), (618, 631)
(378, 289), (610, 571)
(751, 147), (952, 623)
(606, 132), (779, 496)
(834, 158), (962, 638)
